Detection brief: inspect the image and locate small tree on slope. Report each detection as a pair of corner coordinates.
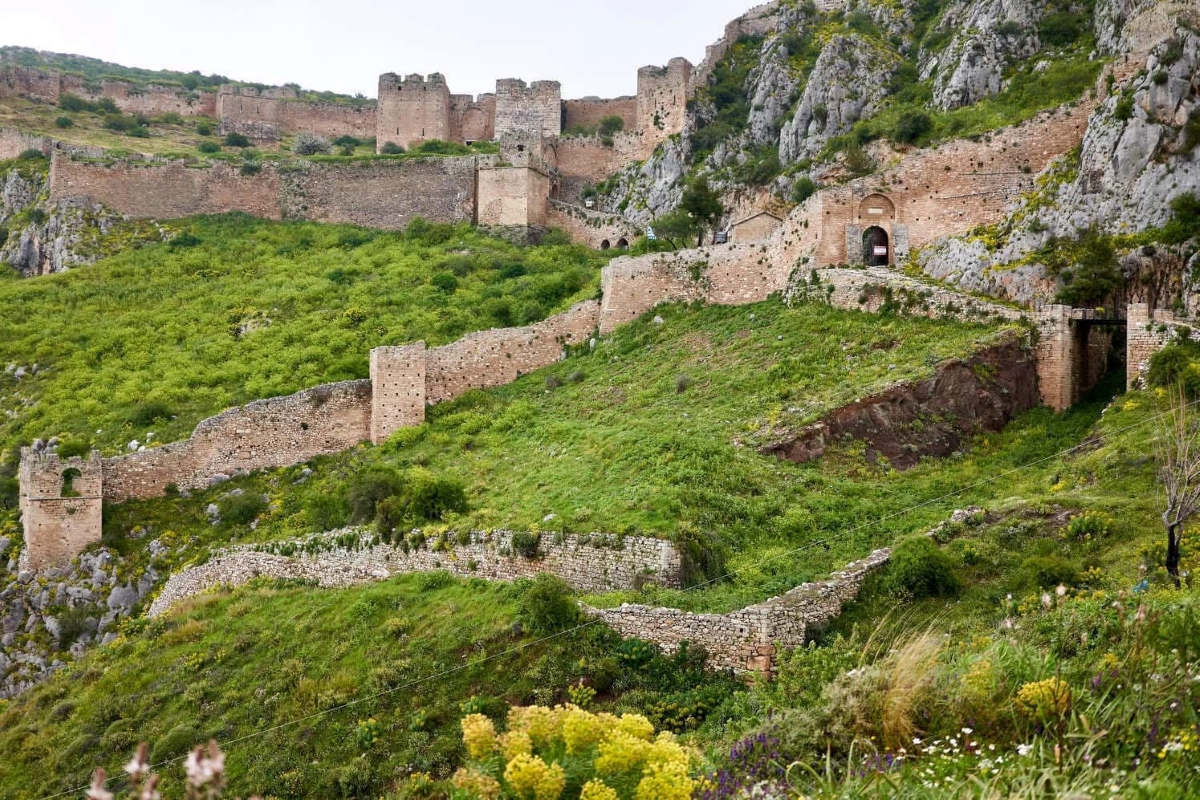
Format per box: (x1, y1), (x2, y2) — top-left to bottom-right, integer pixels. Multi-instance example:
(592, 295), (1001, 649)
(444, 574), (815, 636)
(1156, 384), (1200, 587)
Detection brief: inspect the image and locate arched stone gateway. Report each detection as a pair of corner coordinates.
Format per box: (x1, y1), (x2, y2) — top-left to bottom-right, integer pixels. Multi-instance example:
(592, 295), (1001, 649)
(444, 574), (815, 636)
(863, 226), (889, 266)
(600, 239), (611, 250)
(617, 238), (629, 249)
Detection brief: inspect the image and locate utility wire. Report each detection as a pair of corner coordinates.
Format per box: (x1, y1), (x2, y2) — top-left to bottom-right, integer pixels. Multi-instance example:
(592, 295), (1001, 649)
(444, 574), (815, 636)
(45, 392), (1189, 799)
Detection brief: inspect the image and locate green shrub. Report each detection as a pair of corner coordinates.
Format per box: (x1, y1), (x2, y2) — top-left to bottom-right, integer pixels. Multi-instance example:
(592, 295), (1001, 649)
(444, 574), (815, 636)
(196, 122), (213, 136)
(347, 467), (405, 524)
(1162, 192), (1200, 244)
(1039, 12), (1083, 47)
(893, 110), (933, 144)
(519, 574), (579, 634)
(1146, 343), (1200, 395)
(224, 132), (251, 147)
(0, 477), (17, 511)
(791, 176), (818, 204)
(240, 160), (261, 176)
(198, 141), (220, 154)
(598, 115), (626, 137)
(673, 525), (728, 588)
(126, 401), (173, 426)
(294, 133), (332, 156)
(17, 148), (45, 161)
(58, 94), (98, 113)
(884, 535), (961, 599)
(56, 438), (92, 459)
(414, 139), (470, 156)
(54, 116), (74, 129)
(1114, 94), (1135, 121)
(219, 492), (268, 526)
(155, 112), (184, 125)
(102, 114), (136, 132)
(380, 141), (404, 155)
(510, 530), (541, 559)
(149, 724), (199, 764)
(430, 271), (458, 294)
(1018, 554), (1079, 588)
(333, 135), (361, 148)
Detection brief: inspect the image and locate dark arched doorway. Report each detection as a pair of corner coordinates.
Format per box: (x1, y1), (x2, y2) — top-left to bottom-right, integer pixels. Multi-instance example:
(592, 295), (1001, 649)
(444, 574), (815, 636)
(600, 240), (611, 250)
(617, 238), (629, 249)
(863, 226), (889, 266)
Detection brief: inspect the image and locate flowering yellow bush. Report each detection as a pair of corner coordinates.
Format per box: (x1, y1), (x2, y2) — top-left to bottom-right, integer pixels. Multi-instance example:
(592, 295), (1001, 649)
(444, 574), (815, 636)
(462, 713), (498, 760)
(452, 767), (502, 799)
(500, 730), (534, 760)
(635, 758), (695, 799)
(579, 779), (620, 800)
(1016, 677), (1072, 719)
(459, 704), (698, 799)
(504, 753), (567, 800)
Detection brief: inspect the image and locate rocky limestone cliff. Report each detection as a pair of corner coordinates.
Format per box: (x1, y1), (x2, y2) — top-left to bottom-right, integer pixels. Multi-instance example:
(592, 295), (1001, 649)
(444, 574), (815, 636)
(779, 34), (899, 164)
(919, 0), (1044, 110)
(0, 162), (168, 277)
(920, 19), (1200, 305)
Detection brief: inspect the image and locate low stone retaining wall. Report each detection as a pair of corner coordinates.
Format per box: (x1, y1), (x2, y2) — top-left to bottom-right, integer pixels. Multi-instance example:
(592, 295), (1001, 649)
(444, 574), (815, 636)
(588, 509), (980, 674)
(149, 528), (681, 616)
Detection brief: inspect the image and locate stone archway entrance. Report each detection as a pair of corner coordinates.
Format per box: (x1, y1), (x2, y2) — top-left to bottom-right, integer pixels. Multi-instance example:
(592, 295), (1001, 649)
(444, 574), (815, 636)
(863, 226), (889, 266)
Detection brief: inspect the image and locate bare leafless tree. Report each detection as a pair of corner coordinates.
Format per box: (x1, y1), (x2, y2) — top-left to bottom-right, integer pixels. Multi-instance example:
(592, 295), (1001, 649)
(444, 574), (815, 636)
(1154, 384), (1200, 587)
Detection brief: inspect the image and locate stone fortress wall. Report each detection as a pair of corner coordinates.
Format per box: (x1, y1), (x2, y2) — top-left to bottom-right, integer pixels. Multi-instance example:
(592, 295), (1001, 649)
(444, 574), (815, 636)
(217, 87), (376, 142)
(149, 529), (683, 617)
(0, 65), (218, 117)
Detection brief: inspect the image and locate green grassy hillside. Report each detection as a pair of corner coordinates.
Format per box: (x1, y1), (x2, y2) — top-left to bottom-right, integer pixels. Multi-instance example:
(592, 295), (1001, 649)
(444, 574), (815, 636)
(0, 214), (606, 459)
(85, 298), (1017, 609)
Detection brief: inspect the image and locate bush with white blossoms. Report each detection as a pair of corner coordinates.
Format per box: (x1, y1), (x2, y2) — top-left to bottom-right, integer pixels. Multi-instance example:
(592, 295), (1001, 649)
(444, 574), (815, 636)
(87, 741), (258, 800)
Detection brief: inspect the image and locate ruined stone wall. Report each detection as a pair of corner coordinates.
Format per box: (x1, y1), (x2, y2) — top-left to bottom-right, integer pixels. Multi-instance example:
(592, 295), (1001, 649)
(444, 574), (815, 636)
(59, 75), (218, 118)
(731, 213), (782, 241)
(149, 529), (682, 616)
(218, 89), (375, 141)
(637, 59), (692, 145)
(50, 153), (477, 228)
(425, 300), (600, 404)
(377, 73), (452, 150)
(450, 94), (496, 144)
(0, 127), (51, 159)
(552, 136), (649, 204)
(18, 451), (104, 572)
(101, 380), (372, 501)
(279, 156), (476, 229)
(1127, 302), (1184, 388)
(563, 97), (638, 133)
(495, 79), (562, 138)
(370, 344), (427, 444)
(546, 200), (638, 250)
(477, 165), (550, 227)
(593, 545), (892, 673)
(49, 152), (282, 219)
(0, 65), (61, 102)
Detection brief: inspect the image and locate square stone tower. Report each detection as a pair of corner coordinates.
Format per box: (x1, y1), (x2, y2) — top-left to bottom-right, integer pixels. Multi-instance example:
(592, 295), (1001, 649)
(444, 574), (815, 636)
(370, 343), (427, 444)
(18, 449), (104, 571)
(637, 58), (693, 146)
(376, 73), (452, 151)
(494, 79), (562, 139)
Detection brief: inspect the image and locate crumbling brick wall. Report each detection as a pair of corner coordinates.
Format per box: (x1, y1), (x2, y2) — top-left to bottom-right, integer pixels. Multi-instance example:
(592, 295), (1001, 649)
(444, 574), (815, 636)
(495, 79), (561, 139)
(218, 87), (375, 142)
(563, 97), (637, 133)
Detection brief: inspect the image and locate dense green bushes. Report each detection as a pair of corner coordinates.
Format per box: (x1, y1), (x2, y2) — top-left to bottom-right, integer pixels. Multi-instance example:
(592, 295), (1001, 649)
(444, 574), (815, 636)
(884, 535), (961, 598)
(518, 573), (580, 633)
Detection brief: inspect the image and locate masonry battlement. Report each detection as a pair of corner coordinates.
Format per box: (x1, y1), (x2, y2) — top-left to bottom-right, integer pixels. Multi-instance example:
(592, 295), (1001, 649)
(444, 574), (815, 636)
(636, 58), (692, 141)
(18, 449), (104, 499)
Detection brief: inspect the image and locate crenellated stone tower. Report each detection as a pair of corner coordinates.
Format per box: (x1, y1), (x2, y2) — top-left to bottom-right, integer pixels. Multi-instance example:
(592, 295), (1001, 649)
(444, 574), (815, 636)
(376, 73), (452, 151)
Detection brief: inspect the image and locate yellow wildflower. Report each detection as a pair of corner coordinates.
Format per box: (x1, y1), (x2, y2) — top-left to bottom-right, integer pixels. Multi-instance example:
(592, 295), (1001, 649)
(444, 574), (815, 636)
(505, 753), (566, 800)
(499, 730), (533, 761)
(461, 713), (497, 760)
(1016, 677), (1071, 719)
(595, 731), (648, 776)
(509, 705), (562, 748)
(579, 779), (620, 800)
(451, 767), (501, 799)
(635, 758), (695, 800)
(614, 713), (655, 741)
(562, 706), (606, 754)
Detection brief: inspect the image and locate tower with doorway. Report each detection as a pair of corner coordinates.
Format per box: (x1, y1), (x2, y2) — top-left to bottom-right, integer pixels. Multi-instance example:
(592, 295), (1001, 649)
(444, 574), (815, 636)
(18, 449), (104, 571)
